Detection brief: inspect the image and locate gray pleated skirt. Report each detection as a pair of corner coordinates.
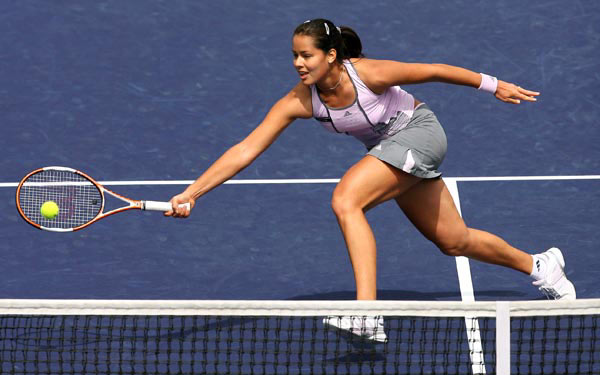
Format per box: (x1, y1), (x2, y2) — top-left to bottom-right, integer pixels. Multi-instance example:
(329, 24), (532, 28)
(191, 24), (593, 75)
(367, 104), (447, 178)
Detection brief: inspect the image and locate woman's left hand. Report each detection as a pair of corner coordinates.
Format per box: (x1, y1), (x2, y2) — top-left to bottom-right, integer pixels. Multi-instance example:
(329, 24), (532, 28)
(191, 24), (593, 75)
(495, 80), (540, 104)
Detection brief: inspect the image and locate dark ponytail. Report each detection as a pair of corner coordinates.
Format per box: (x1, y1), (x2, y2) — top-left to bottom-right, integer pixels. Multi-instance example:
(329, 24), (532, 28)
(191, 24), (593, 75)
(293, 19), (364, 63)
(339, 26), (363, 60)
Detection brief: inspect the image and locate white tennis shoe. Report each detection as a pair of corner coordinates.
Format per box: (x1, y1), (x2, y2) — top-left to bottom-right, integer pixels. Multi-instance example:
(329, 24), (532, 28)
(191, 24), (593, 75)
(532, 247), (576, 300)
(323, 315), (387, 343)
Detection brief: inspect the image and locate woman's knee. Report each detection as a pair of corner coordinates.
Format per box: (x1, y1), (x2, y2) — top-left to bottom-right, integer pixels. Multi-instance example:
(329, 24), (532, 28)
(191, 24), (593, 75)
(436, 229), (472, 257)
(331, 187), (361, 218)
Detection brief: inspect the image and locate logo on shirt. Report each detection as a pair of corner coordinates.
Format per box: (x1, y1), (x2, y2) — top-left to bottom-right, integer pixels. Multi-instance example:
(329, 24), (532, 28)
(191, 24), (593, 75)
(344, 111), (352, 117)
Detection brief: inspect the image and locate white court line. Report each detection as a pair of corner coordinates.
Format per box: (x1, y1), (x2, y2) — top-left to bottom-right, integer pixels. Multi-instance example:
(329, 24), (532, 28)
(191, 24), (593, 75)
(443, 180), (475, 302)
(0, 179), (339, 188)
(444, 179), (486, 374)
(2, 175), (599, 188)
(450, 175), (600, 182)
(102, 179), (342, 186)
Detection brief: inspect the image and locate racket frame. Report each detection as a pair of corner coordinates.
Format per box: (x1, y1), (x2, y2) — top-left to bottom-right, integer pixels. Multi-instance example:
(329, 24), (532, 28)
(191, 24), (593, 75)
(16, 166), (178, 232)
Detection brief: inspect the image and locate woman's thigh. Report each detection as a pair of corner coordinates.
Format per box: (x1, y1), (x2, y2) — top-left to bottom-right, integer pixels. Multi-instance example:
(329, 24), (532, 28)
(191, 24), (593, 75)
(333, 155), (421, 213)
(395, 178), (469, 252)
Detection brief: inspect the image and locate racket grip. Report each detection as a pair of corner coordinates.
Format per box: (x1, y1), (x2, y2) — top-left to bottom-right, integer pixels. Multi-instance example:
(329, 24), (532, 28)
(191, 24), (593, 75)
(143, 201), (191, 212)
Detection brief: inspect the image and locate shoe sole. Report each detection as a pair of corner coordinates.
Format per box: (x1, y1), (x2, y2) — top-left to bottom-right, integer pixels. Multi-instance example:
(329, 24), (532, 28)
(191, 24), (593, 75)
(561, 280), (577, 300)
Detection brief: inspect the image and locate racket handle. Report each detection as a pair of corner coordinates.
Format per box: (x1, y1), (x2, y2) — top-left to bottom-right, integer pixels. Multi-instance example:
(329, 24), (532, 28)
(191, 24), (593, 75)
(143, 201), (191, 212)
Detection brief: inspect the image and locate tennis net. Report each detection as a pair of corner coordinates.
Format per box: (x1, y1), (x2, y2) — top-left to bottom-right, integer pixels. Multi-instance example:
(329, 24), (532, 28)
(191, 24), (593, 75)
(0, 299), (598, 374)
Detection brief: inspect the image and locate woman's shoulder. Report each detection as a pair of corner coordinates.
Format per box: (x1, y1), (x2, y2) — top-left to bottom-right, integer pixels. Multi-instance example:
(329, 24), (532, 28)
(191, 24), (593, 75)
(347, 57), (400, 75)
(283, 81), (313, 119)
(347, 58), (394, 93)
(348, 57), (408, 92)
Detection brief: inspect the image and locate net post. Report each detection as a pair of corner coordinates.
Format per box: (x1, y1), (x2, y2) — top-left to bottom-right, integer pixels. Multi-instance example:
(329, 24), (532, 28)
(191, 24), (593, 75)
(496, 301), (511, 375)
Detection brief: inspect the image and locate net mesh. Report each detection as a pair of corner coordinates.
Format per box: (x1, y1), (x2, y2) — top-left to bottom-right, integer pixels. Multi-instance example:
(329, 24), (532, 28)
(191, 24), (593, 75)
(0, 299), (598, 375)
(17, 169), (102, 229)
(512, 315), (599, 374)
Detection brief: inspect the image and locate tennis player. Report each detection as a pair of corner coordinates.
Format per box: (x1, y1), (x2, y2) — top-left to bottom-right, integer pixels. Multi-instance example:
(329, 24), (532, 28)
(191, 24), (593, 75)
(166, 19), (576, 342)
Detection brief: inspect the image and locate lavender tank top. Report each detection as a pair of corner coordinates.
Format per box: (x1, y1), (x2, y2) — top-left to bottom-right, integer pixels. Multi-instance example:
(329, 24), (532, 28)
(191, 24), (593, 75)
(311, 60), (415, 148)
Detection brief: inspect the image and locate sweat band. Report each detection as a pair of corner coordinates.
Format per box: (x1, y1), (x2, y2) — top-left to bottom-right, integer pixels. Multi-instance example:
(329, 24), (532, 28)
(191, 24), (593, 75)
(478, 73), (498, 94)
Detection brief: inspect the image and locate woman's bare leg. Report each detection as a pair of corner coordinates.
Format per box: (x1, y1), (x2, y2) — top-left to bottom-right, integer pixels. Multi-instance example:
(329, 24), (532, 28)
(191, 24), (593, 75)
(395, 178), (533, 273)
(331, 156), (421, 300)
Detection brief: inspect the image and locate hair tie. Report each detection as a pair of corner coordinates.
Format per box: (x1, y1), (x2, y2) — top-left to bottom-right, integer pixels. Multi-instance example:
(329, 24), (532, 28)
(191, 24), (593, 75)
(324, 23), (330, 35)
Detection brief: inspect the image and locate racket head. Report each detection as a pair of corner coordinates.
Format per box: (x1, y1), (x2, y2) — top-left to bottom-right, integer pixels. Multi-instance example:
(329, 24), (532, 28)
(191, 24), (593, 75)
(16, 167), (105, 232)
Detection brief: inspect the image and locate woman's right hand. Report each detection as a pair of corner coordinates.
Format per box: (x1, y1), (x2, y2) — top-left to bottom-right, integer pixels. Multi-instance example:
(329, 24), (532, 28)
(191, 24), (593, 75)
(164, 192), (195, 218)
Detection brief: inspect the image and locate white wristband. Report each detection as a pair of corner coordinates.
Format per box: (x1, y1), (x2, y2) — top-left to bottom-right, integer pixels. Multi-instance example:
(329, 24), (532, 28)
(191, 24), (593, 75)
(478, 73), (498, 94)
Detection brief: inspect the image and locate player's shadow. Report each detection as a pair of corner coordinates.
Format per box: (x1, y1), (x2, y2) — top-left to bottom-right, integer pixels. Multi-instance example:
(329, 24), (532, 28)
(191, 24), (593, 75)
(286, 289), (527, 300)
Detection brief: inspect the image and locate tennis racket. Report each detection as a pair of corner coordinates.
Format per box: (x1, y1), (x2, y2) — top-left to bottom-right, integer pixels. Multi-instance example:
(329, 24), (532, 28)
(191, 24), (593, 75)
(16, 166), (189, 232)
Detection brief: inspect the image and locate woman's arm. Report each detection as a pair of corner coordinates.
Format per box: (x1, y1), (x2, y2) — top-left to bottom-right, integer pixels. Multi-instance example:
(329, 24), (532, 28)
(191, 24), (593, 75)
(357, 59), (539, 104)
(166, 82), (312, 217)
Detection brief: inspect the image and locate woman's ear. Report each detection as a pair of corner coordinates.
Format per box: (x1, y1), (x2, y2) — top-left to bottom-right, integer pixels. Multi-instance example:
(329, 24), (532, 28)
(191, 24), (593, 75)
(327, 48), (337, 64)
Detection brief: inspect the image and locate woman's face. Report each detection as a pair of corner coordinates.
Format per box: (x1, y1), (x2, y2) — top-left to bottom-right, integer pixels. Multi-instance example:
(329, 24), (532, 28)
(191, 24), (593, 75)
(292, 34), (334, 86)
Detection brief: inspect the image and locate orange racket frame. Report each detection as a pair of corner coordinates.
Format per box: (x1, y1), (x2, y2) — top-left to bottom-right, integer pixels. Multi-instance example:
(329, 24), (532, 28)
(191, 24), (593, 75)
(16, 166), (187, 232)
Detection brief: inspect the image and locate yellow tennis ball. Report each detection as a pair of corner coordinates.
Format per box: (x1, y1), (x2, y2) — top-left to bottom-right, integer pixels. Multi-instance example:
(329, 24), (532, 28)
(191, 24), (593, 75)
(40, 201), (59, 220)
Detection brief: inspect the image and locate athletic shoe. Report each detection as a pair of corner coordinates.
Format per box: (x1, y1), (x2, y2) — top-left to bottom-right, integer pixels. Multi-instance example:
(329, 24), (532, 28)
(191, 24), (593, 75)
(323, 315), (387, 343)
(532, 247), (576, 300)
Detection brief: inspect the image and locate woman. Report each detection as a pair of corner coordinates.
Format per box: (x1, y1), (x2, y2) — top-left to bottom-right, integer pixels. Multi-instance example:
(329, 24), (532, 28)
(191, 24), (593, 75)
(166, 19), (575, 341)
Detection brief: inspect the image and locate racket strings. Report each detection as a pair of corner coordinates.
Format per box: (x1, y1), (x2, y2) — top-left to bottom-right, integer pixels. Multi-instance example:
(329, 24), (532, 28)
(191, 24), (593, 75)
(18, 170), (102, 229)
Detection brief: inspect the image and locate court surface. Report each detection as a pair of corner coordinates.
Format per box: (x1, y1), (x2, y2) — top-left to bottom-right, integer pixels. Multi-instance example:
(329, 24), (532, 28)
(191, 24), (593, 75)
(1, 1), (599, 301)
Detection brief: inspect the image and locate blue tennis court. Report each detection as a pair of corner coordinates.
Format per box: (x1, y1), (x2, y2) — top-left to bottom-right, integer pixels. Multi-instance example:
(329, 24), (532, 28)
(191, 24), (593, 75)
(1, 2), (599, 373)
(1, 0), (598, 301)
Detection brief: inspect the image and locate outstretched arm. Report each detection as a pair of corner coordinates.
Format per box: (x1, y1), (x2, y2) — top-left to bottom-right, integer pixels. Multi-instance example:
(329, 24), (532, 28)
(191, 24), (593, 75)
(166, 83), (312, 217)
(361, 59), (540, 104)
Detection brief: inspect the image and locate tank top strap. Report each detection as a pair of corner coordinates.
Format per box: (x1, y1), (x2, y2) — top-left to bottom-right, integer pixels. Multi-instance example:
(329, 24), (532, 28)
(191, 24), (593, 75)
(343, 60), (377, 97)
(310, 83), (334, 123)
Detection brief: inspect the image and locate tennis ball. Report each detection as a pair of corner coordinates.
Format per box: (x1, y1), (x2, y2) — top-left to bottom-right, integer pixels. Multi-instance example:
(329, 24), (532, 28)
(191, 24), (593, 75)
(40, 201), (59, 220)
